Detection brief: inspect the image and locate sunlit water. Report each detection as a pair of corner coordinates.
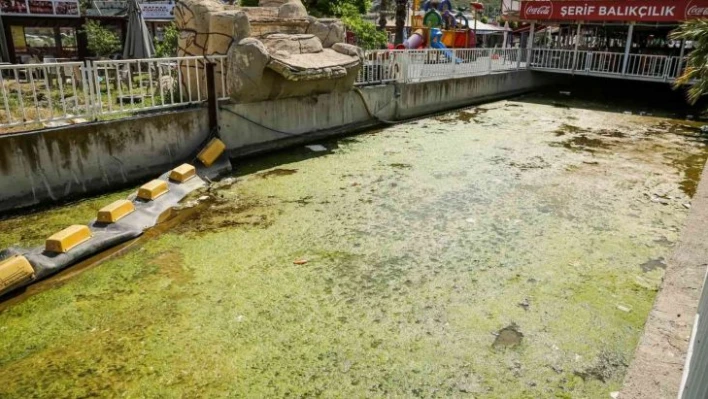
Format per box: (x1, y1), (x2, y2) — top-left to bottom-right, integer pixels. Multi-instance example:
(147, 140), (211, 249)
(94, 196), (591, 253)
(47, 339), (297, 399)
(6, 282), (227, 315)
(1, 93), (707, 398)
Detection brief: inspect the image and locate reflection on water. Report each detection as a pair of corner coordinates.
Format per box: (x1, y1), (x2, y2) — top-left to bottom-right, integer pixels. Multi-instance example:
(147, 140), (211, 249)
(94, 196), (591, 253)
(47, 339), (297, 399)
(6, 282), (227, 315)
(0, 93), (706, 398)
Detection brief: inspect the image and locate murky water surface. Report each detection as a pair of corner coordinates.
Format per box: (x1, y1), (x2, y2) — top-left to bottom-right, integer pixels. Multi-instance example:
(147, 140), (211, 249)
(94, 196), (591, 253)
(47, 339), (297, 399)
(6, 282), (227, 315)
(1, 93), (707, 398)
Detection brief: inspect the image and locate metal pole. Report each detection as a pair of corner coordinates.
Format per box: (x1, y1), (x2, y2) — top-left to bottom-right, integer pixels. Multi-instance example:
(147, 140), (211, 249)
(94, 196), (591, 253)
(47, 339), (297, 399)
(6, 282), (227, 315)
(528, 22), (535, 64)
(677, 39), (686, 78)
(206, 62), (218, 134)
(474, 10), (477, 48)
(621, 23), (634, 75)
(0, 15), (10, 62)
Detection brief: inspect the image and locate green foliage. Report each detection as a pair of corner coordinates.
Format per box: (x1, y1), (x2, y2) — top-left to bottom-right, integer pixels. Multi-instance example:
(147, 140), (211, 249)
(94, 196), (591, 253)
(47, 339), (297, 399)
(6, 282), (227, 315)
(155, 22), (179, 58)
(83, 20), (121, 58)
(304, 0), (370, 17)
(671, 20), (708, 104)
(335, 2), (387, 49)
(239, 0), (259, 5)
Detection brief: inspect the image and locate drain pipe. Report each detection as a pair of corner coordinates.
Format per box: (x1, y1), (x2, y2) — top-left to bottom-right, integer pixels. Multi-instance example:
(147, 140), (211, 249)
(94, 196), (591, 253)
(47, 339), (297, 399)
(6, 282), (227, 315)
(206, 62), (219, 135)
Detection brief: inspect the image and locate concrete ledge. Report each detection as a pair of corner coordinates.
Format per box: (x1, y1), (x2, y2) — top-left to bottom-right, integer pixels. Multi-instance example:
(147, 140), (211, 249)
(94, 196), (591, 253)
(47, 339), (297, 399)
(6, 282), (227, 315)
(621, 161), (708, 399)
(396, 70), (551, 120)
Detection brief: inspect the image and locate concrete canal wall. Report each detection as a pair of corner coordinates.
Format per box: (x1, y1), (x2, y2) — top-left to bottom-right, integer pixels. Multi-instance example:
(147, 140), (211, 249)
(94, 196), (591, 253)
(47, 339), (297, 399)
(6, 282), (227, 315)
(0, 71), (552, 213)
(0, 109), (210, 214)
(219, 70), (549, 156)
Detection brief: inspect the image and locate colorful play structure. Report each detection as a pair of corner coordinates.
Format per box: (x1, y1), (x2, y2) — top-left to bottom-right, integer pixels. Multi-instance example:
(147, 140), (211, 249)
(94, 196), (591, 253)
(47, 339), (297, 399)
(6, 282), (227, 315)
(398, 0), (480, 50)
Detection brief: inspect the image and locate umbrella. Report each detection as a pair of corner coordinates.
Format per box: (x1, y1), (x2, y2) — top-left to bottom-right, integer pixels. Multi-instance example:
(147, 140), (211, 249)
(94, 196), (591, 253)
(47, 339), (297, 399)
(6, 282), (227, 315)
(123, 0), (155, 59)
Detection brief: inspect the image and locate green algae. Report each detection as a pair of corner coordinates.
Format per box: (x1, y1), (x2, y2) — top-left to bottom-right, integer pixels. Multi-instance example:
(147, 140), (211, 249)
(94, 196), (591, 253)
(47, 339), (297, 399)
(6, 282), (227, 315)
(0, 98), (705, 398)
(0, 189), (134, 249)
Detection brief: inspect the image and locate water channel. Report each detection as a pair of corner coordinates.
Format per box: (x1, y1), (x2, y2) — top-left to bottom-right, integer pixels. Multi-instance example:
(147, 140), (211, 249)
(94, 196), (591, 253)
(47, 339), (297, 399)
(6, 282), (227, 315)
(1, 88), (707, 398)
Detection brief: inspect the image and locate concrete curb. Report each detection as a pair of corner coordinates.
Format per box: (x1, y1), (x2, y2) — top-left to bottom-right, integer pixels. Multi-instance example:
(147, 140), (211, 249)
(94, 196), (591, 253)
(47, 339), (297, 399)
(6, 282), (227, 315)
(621, 160), (708, 399)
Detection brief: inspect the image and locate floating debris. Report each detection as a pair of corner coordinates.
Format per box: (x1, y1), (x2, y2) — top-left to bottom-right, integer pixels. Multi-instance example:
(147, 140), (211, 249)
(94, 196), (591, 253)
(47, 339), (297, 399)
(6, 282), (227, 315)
(518, 298), (530, 311)
(617, 305), (632, 313)
(493, 324), (523, 349)
(306, 144), (328, 152)
(293, 259), (309, 265)
(640, 258), (666, 273)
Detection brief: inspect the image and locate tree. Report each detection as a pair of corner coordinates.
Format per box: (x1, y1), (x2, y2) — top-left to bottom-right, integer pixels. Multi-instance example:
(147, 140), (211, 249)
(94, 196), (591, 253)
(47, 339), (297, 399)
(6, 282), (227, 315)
(335, 2), (387, 49)
(155, 22), (179, 58)
(304, 0), (370, 17)
(670, 20), (708, 104)
(378, 0), (388, 32)
(394, 0), (406, 45)
(83, 20), (121, 58)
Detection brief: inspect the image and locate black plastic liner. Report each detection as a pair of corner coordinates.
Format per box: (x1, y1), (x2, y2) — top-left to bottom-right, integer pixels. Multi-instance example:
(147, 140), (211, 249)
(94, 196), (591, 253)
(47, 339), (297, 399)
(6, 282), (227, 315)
(0, 155), (231, 296)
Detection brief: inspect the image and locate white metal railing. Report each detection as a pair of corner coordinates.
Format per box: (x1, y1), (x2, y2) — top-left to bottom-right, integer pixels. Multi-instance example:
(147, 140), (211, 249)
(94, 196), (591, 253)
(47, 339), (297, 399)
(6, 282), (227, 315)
(625, 54), (671, 79)
(0, 55), (228, 130)
(529, 48), (687, 82)
(355, 47), (525, 86)
(89, 55), (228, 117)
(0, 49), (689, 130)
(357, 51), (402, 86)
(529, 49), (579, 71)
(584, 51), (624, 75)
(0, 61), (91, 128)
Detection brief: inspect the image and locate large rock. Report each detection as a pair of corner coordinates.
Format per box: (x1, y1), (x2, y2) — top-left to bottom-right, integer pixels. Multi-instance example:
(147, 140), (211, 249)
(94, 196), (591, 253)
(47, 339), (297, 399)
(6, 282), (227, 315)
(306, 17), (345, 48)
(174, 0), (362, 103)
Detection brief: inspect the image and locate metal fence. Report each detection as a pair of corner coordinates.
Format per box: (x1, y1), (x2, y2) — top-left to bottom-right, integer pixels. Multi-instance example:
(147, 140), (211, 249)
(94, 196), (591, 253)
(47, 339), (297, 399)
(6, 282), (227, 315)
(355, 47), (525, 86)
(0, 55), (228, 130)
(1, 48), (686, 130)
(529, 48), (687, 82)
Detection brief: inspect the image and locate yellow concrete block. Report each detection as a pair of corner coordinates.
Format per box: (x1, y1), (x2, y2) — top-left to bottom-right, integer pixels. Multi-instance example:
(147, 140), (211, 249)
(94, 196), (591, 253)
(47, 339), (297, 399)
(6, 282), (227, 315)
(97, 199), (135, 223)
(137, 179), (169, 201)
(169, 163), (197, 183)
(45, 225), (92, 253)
(0, 255), (35, 292)
(197, 138), (225, 167)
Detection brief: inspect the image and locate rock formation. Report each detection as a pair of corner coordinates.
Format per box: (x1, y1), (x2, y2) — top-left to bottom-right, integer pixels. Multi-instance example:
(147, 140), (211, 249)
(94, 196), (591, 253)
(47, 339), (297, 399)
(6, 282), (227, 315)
(174, 0), (363, 103)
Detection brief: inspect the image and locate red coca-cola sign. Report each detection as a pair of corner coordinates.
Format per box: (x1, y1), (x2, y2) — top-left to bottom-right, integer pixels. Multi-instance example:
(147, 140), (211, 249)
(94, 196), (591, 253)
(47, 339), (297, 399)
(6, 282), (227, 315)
(686, 0), (708, 17)
(520, 0), (708, 22)
(525, 3), (552, 16)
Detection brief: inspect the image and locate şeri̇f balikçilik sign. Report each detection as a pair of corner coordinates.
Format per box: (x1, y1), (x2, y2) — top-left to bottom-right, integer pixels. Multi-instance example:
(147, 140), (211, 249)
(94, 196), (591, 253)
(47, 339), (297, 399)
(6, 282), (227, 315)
(520, 0), (708, 22)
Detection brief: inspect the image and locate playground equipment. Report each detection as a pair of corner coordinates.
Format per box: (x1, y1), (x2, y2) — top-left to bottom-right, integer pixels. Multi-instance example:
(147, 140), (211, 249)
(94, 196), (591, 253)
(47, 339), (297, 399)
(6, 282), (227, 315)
(430, 28), (462, 63)
(408, 0), (475, 50)
(401, 29), (426, 49)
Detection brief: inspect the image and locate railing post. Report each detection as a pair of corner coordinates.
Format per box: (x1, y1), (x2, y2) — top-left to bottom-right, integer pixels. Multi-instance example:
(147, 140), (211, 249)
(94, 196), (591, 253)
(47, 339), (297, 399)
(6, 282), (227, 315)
(487, 49), (493, 73)
(83, 60), (96, 121)
(572, 22), (581, 71)
(584, 52), (592, 73)
(527, 22), (535, 67)
(205, 61), (218, 134)
(516, 47), (522, 70)
(663, 56), (671, 81)
(621, 23), (634, 75)
(450, 48), (456, 77)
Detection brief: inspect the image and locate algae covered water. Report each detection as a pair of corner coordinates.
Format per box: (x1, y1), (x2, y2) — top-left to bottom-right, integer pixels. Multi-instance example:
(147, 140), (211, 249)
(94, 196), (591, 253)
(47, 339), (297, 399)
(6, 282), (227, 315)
(1, 93), (707, 398)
